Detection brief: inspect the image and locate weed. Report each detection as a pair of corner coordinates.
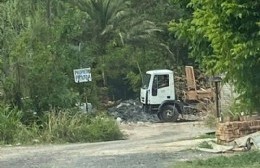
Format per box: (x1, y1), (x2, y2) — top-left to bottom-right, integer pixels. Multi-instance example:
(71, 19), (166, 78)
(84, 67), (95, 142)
(197, 141), (213, 149)
(174, 150), (260, 168)
(0, 104), (24, 144)
(39, 110), (124, 143)
(200, 102), (219, 129)
(0, 105), (124, 145)
(204, 113), (218, 129)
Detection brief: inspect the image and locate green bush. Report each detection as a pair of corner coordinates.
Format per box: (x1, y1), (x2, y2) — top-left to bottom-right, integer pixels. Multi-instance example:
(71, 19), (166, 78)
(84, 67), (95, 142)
(39, 111), (124, 143)
(0, 104), (25, 144)
(198, 141), (213, 149)
(87, 115), (124, 142)
(0, 105), (124, 145)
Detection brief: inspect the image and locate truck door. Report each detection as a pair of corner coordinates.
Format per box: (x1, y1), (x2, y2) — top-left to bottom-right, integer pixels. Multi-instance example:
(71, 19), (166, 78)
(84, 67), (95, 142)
(151, 74), (171, 104)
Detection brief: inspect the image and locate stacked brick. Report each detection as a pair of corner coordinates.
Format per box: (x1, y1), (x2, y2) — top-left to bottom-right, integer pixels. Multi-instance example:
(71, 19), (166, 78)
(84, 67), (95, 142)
(216, 120), (260, 144)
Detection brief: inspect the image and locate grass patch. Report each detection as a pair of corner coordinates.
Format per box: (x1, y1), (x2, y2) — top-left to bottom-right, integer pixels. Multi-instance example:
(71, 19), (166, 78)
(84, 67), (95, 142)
(39, 111), (124, 143)
(0, 104), (124, 145)
(174, 150), (260, 168)
(197, 141), (213, 149)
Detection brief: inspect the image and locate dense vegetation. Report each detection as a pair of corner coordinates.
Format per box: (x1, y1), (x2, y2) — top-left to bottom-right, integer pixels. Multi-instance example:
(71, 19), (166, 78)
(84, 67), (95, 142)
(0, 0), (191, 144)
(170, 0), (260, 113)
(0, 0), (259, 144)
(0, 0), (190, 112)
(0, 104), (123, 144)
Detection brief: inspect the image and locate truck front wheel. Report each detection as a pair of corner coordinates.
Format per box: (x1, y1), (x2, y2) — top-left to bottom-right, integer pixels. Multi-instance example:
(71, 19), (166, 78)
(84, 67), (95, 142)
(157, 112), (163, 120)
(161, 105), (179, 122)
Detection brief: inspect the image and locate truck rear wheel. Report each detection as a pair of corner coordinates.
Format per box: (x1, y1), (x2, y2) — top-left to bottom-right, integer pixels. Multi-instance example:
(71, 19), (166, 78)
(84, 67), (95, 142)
(161, 105), (179, 122)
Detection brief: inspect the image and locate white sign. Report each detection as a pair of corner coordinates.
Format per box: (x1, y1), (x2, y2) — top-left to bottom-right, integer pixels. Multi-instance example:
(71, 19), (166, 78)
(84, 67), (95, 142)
(73, 68), (92, 83)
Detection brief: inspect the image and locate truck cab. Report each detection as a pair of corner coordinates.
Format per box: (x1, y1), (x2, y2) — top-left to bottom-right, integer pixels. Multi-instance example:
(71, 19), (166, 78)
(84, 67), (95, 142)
(140, 69), (181, 121)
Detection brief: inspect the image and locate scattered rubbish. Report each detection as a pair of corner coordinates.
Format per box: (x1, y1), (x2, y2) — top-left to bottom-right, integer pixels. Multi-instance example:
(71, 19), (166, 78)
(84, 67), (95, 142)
(107, 99), (159, 123)
(196, 131), (260, 153)
(107, 99), (205, 123)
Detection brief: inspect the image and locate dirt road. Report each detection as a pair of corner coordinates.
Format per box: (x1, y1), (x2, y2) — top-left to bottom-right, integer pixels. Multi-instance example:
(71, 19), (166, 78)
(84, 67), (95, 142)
(0, 122), (215, 168)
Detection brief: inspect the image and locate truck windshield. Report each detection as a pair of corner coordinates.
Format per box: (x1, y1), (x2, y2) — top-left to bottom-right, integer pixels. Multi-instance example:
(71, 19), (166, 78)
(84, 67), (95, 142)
(142, 74), (151, 89)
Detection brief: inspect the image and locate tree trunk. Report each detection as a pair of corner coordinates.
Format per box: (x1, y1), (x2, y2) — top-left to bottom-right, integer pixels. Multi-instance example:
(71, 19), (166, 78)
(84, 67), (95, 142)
(46, 0), (51, 25)
(101, 55), (107, 87)
(133, 47), (143, 83)
(15, 62), (22, 109)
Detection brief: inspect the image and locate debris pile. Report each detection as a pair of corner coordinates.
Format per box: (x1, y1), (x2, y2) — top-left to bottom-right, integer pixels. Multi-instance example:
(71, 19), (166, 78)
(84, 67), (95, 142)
(107, 99), (160, 123)
(107, 99), (207, 123)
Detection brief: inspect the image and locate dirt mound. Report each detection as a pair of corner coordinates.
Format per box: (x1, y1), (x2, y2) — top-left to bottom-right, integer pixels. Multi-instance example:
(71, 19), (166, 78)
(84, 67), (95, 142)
(107, 100), (159, 123)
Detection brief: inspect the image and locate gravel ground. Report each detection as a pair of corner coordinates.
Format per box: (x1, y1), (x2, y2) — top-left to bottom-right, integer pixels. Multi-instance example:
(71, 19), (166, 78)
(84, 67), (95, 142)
(0, 122), (220, 168)
(0, 149), (219, 168)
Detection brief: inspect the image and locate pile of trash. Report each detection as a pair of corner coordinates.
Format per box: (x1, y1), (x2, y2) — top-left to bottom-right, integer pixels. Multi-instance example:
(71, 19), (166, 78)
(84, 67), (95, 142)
(107, 99), (160, 123)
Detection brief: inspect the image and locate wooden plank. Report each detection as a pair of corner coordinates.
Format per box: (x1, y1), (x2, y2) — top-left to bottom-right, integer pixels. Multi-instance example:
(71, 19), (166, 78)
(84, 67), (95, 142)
(185, 66), (196, 91)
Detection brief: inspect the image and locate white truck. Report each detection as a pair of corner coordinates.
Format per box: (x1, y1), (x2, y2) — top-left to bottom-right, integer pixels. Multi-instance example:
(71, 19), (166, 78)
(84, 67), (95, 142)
(140, 67), (214, 122)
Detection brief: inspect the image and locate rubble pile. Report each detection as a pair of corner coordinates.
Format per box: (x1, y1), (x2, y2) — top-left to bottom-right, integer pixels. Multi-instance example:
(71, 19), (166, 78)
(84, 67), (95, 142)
(106, 100), (207, 123)
(107, 99), (159, 123)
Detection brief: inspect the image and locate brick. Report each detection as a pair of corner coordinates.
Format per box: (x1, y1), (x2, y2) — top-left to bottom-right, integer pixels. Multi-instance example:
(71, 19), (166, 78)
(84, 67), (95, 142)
(216, 119), (260, 143)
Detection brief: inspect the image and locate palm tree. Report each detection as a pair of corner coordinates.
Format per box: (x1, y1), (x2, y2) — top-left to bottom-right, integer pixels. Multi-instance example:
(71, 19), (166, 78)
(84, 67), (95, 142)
(119, 18), (162, 83)
(73, 0), (130, 86)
